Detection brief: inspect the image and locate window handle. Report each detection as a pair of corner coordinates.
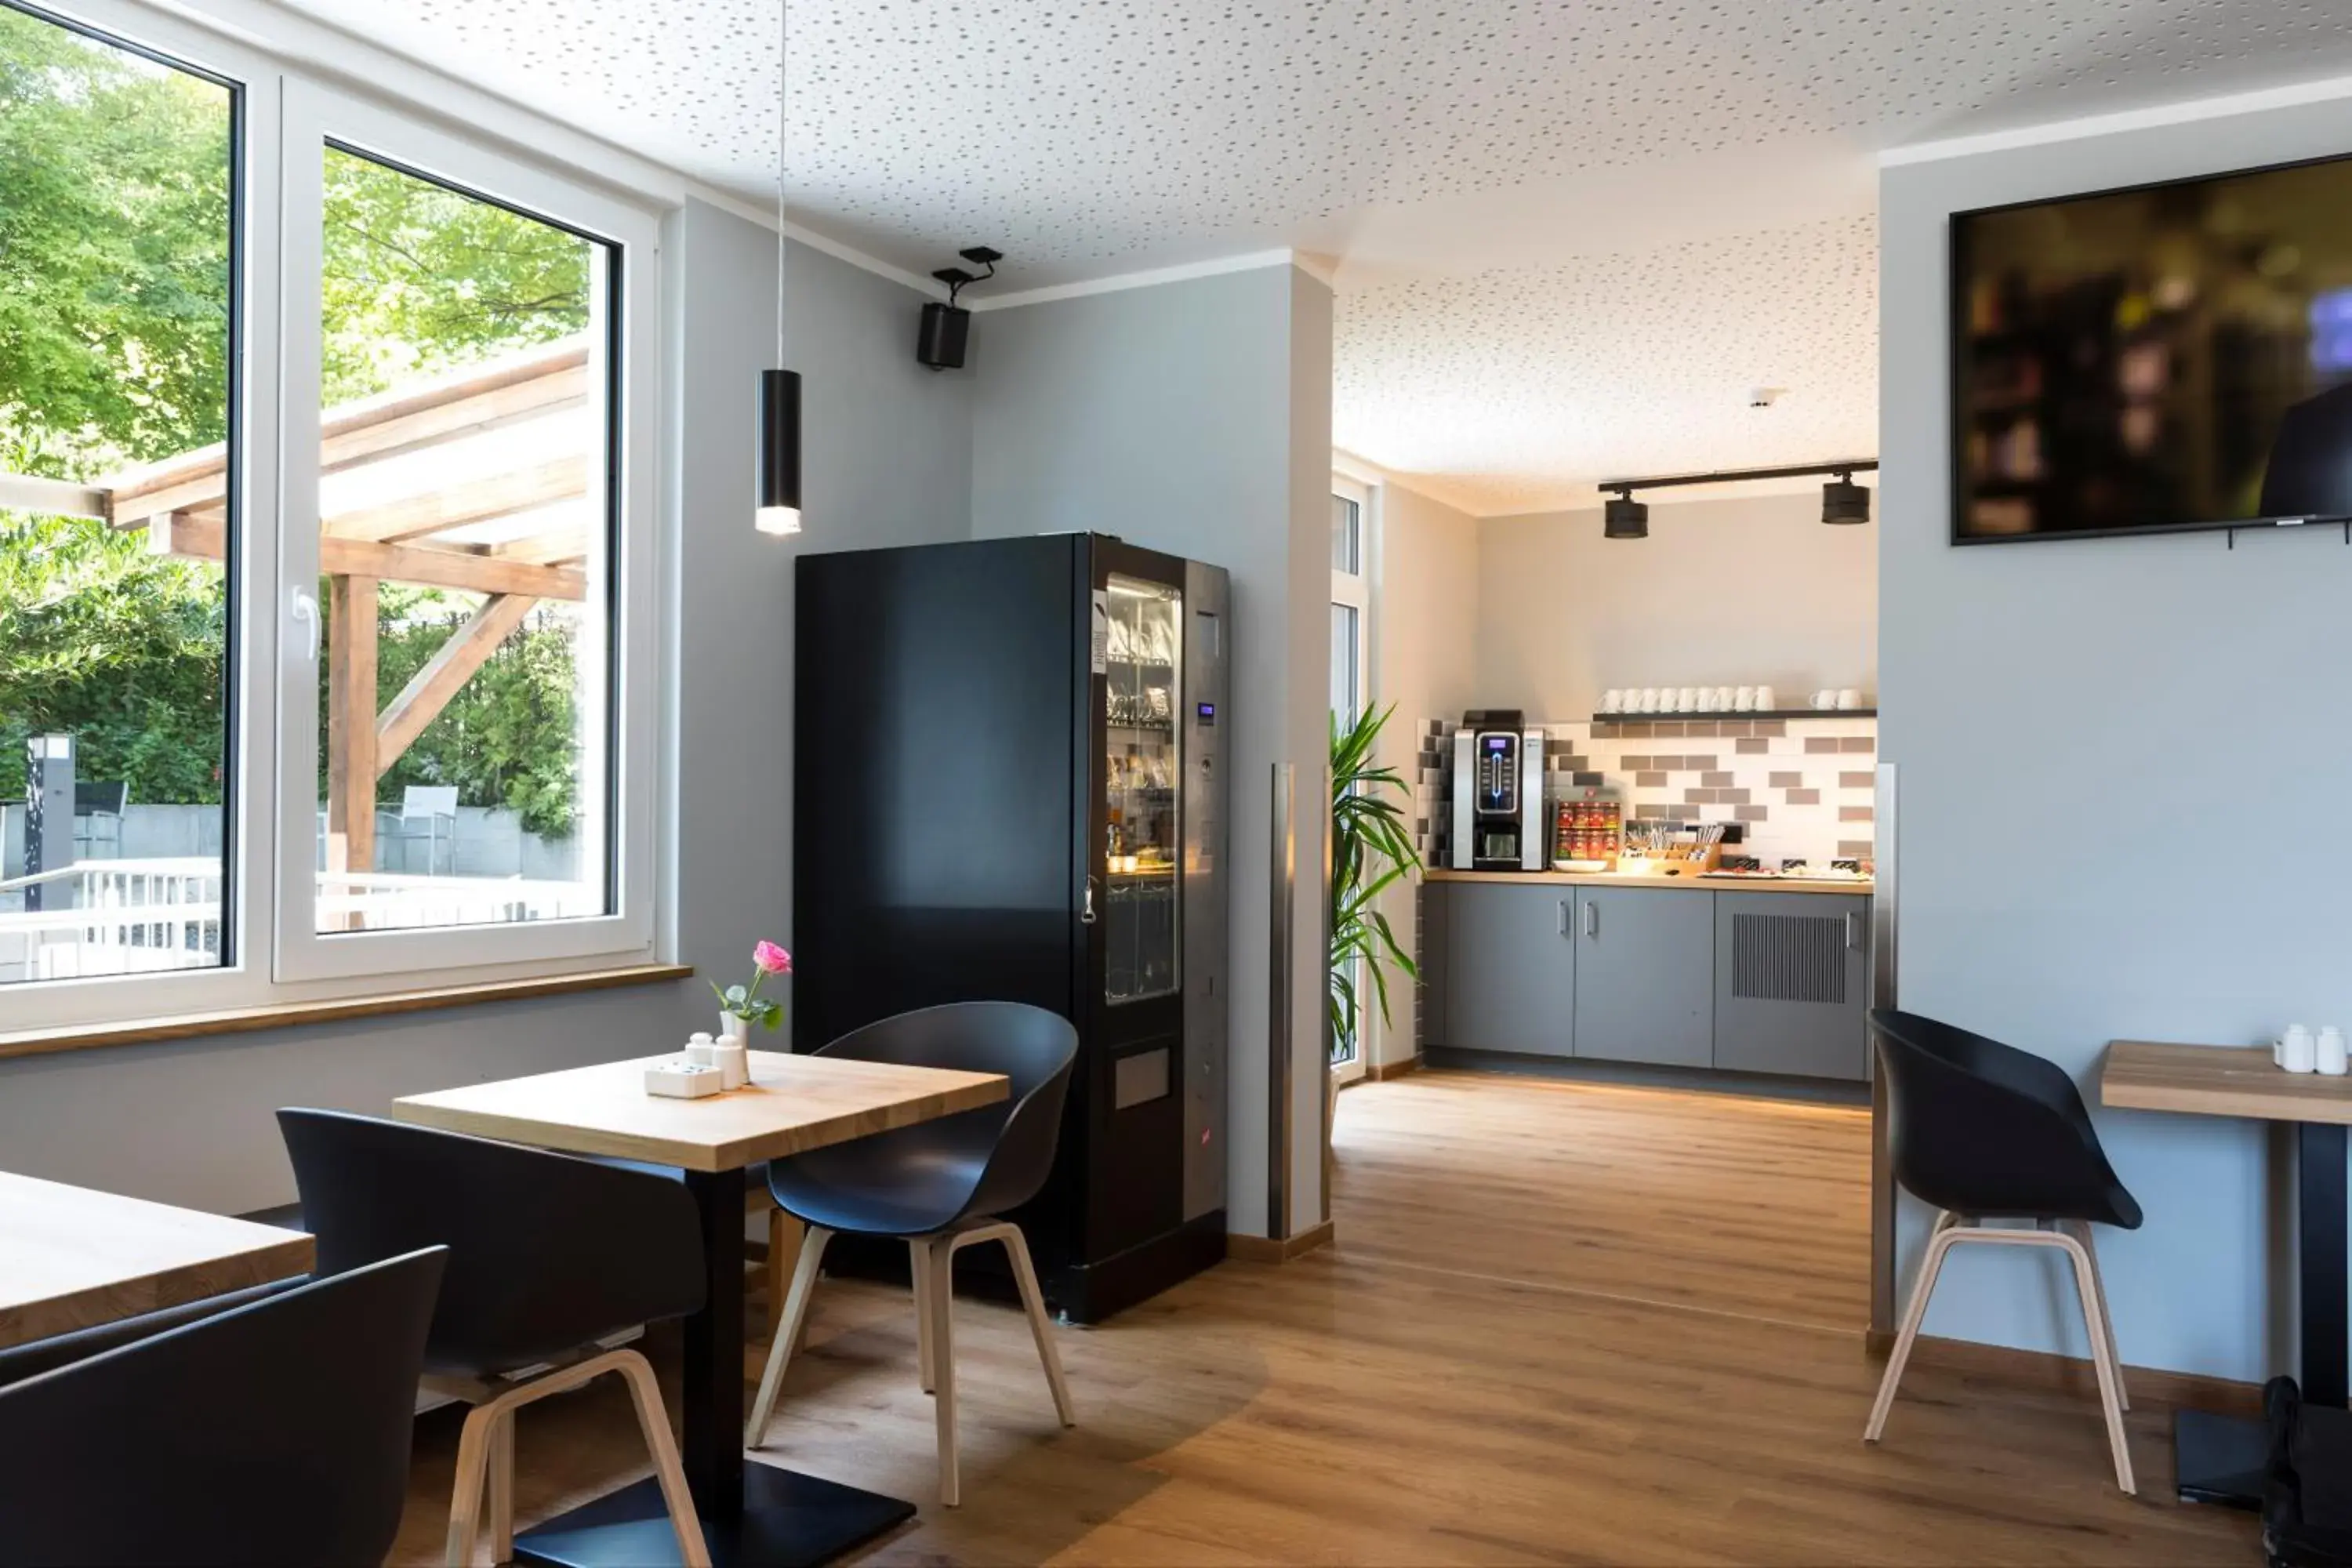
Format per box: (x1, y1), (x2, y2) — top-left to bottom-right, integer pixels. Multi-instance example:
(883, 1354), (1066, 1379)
(290, 588), (321, 664)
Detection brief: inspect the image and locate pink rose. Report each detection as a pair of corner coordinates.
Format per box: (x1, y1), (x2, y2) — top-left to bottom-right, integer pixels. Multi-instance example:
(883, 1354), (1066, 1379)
(753, 940), (793, 976)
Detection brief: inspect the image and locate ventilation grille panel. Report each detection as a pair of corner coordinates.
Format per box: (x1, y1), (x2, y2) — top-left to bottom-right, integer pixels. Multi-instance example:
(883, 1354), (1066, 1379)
(1731, 913), (1846, 1005)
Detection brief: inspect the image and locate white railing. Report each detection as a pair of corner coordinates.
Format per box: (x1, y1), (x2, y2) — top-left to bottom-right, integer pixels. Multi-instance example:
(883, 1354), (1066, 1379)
(0, 859), (224, 983)
(0, 860), (595, 982)
(314, 870), (597, 932)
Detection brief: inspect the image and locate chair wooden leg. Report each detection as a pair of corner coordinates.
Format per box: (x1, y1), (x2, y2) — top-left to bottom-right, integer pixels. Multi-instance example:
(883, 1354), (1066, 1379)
(1865, 1211), (1959, 1443)
(766, 1209), (803, 1332)
(928, 1234), (960, 1507)
(911, 1238), (937, 1394)
(444, 1401), (499, 1567)
(998, 1224), (1075, 1427)
(612, 1348), (713, 1568)
(2070, 1221), (2129, 1411)
(2056, 1229), (2136, 1495)
(747, 1225), (833, 1449)
(485, 1406), (515, 1565)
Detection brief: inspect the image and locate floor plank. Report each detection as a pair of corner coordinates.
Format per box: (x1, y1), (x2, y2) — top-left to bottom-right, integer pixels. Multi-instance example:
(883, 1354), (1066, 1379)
(391, 1069), (2256, 1566)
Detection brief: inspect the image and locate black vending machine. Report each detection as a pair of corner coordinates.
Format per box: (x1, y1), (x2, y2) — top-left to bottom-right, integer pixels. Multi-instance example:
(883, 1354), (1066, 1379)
(793, 533), (1232, 1322)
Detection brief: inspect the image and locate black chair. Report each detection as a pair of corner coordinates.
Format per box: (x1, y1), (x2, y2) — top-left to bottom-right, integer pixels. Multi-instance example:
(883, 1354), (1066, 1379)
(0, 1247), (445, 1567)
(278, 1109), (711, 1567)
(744, 1000), (1080, 1506)
(1864, 1008), (2143, 1494)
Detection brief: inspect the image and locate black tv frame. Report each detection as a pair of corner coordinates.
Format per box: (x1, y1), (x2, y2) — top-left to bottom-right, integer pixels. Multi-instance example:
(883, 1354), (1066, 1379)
(1948, 147), (2352, 547)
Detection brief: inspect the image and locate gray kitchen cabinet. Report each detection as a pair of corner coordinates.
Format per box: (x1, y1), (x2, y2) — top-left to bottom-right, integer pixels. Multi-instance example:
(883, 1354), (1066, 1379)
(1572, 887), (1713, 1068)
(1711, 891), (1870, 1080)
(1444, 883), (1577, 1057)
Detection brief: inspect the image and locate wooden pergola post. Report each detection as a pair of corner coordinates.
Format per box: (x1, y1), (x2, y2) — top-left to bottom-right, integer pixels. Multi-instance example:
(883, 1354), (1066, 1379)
(326, 574), (379, 887)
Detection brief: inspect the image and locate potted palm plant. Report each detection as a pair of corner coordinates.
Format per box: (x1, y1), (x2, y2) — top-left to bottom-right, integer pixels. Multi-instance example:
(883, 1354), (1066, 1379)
(1329, 702), (1421, 1067)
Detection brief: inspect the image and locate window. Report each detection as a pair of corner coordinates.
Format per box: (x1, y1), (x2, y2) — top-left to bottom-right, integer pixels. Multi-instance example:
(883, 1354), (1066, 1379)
(305, 146), (616, 938)
(1329, 477), (1373, 1074)
(0, 2), (237, 986)
(0, 0), (661, 1023)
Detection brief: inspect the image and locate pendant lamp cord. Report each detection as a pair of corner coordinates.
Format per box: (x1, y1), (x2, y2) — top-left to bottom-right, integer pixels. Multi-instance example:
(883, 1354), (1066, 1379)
(775, 0), (787, 368)
(790, 0), (800, 368)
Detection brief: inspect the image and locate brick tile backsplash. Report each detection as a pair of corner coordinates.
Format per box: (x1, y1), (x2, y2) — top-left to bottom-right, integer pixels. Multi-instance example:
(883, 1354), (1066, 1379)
(1421, 713), (1876, 870)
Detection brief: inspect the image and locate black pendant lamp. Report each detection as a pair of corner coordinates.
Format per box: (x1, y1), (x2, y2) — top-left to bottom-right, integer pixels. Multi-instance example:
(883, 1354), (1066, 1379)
(754, 0), (802, 535)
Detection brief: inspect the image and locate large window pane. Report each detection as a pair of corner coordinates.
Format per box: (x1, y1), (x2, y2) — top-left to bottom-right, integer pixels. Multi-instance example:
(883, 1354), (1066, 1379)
(312, 145), (613, 935)
(0, 5), (234, 983)
(1330, 492), (1359, 574)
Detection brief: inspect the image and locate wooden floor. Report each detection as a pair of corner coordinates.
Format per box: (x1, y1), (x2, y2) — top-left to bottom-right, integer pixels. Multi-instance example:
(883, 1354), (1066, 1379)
(392, 1069), (2257, 1566)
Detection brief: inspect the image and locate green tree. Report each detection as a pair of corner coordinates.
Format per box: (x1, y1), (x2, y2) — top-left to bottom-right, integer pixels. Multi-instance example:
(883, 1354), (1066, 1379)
(320, 147), (589, 405)
(0, 514), (224, 804)
(0, 5), (231, 480)
(2, 5), (591, 827)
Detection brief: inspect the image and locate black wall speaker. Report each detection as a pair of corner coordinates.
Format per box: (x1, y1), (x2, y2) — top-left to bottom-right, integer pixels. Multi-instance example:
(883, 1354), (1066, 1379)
(917, 302), (971, 371)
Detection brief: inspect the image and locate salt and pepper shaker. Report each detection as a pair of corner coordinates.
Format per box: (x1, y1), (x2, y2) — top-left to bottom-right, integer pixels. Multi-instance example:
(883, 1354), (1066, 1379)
(2282, 1023), (2318, 1074)
(683, 1029), (749, 1090)
(2321, 1025), (2349, 1078)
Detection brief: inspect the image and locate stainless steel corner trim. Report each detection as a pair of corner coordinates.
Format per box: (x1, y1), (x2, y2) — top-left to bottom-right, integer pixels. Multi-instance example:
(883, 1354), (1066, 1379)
(1269, 761), (1297, 1240)
(1869, 758), (1899, 1337)
(1871, 761), (1898, 1014)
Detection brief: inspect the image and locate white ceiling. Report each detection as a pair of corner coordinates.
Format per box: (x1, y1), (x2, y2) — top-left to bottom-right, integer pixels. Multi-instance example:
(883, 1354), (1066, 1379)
(267, 0), (2352, 511)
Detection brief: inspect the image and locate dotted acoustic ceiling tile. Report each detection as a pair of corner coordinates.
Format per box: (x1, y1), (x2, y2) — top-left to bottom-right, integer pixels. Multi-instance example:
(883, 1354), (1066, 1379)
(266, 0), (2352, 284)
(258, 0), (2352, 503)
(1335, 215), (1881, 515)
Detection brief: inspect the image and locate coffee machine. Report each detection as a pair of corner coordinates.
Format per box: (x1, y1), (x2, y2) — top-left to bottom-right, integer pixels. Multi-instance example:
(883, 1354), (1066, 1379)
(1450, 710), (1545, 871)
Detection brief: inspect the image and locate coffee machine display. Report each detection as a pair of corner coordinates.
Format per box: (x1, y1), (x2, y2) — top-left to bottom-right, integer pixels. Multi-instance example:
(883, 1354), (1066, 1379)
(1449, 710), (1544, 871)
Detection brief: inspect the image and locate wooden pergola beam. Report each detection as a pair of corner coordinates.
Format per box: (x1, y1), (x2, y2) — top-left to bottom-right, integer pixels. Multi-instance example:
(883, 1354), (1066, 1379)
(136, 510), (586, 601)
(322, 537), (587, 601)
(375, 593), (538, 774)
(327, 456), (587, 545)
(101, 343), (590, 523)
(325, 575), (380, 891)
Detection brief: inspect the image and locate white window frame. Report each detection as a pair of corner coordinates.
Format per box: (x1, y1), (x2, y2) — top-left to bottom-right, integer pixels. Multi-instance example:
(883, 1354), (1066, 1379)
(1330, 474), (1374, 1083)
(274, 82), (659, 982)
(4, 0), (666, 1030)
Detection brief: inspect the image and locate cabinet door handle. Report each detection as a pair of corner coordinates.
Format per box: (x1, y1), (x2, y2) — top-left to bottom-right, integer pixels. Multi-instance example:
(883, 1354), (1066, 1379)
(1846, 910), (1861, 950)
(1556, 898), (1570, 937)
(1583, 901), (1599, 938)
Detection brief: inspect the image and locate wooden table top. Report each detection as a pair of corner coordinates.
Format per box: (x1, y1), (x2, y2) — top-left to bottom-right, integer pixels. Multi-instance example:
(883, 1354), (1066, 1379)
(0, 1171), (314, 1352)
(2101, 1040), (2352, 1125)
(392, 1050), (1010, 1171)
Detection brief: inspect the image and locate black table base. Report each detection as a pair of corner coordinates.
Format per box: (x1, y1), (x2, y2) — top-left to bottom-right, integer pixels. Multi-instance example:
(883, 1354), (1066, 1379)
(2172, 1408), (2270, 1510)
(514, 1463), (916, 1568)
(520, 1163), (920, 1565)
(2170, 1120), (2343, 1508)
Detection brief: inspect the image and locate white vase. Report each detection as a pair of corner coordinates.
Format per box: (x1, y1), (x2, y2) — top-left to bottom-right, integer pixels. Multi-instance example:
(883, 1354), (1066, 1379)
(720, 1011), (752, 1049)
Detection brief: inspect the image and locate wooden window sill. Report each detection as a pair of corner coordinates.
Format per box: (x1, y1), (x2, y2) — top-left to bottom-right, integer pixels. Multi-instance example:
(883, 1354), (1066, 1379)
(0, 964), (694, 1062)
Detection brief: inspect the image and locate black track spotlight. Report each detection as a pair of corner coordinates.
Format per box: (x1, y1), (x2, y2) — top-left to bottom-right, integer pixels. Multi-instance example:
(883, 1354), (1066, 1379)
(1604, 488), (1649, 539)
(1821, 470), (1871, 525)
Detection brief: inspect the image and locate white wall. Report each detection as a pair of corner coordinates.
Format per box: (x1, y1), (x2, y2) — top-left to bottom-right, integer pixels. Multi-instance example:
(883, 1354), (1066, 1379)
(970, 263), (1334, 1238)
(1367, 481), (1479, 1068)
(1476, 492), (1878, 720)
(0, 207), (975, 1215)
(1882, 98), (2352, 1381)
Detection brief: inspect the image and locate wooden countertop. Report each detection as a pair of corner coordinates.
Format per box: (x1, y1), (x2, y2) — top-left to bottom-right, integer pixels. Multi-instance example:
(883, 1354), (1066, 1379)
(2101, 1040), (2352, 1125)
(1426, 869), (1872, 897)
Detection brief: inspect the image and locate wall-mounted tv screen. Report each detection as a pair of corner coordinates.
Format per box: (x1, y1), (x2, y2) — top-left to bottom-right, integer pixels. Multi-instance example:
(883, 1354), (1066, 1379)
(1953, 152), (2352, 543)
